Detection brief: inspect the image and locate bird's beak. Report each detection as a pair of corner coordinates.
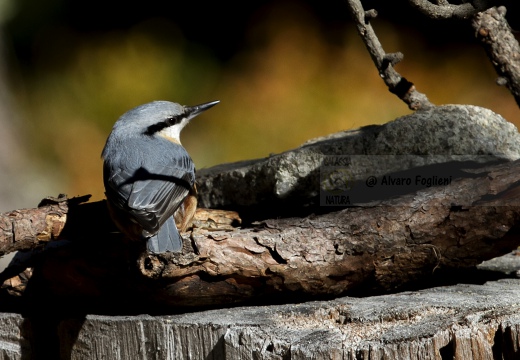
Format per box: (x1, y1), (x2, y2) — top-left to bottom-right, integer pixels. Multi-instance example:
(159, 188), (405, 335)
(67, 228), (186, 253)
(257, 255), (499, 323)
(185, 100), (220, 120)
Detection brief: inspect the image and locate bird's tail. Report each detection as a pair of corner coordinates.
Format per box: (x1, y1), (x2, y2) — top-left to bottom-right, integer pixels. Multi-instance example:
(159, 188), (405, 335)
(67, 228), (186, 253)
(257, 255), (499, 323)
(146, 217), (183, 253)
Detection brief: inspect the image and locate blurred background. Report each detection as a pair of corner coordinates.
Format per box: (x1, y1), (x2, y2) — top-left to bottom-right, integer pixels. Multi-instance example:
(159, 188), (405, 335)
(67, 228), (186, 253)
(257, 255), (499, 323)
(0, 0), (518, 211)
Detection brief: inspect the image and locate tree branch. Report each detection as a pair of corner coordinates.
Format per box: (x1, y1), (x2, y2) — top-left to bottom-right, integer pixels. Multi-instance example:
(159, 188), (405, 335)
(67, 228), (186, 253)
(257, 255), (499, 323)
(405, 2), (520, 109)
(0, 194), (70, 256)
(472, 6), (520, 108)
(345, 0), (434, 110)
(407, 0), (489, 19)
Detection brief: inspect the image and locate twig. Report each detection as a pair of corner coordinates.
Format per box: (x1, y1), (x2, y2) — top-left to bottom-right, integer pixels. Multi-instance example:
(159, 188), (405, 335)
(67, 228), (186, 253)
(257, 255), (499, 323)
(345, 0), (434, 110)
(407, 0), (490, 19)
(406, 2), (519, 109)
(472, 6), (520, 108)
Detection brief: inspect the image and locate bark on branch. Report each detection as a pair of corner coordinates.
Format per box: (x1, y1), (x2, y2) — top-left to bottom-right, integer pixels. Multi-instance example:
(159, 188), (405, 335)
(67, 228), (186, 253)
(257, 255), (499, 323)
(407, 0), (489, 19)
(0, 194), (70, 255)
(472, 6), (520, 108)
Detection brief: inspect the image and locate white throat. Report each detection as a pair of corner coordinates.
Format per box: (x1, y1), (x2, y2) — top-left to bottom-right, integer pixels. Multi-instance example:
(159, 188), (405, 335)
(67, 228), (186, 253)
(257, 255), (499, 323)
(158, 117), (190, 144)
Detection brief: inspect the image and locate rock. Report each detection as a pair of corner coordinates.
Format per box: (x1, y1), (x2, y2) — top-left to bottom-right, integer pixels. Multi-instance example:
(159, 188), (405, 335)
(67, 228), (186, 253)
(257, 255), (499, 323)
(197, 105), (520, 212)
(3, 279), (520, 359)
(478, 251), (520, 275)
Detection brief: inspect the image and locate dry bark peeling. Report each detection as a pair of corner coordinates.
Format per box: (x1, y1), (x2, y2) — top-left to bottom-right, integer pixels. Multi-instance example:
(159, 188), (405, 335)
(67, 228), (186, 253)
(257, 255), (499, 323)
(143, 159), (520, 307)
(0, 195), (68, 255)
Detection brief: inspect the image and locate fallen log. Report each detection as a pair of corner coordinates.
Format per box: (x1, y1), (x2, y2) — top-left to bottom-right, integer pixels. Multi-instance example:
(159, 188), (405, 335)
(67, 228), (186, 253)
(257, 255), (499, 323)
(1, 158), (519, 312)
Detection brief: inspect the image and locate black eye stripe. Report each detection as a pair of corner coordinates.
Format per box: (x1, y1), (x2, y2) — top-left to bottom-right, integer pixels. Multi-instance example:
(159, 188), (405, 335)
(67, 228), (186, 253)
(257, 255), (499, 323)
(144, 114), (184, 135)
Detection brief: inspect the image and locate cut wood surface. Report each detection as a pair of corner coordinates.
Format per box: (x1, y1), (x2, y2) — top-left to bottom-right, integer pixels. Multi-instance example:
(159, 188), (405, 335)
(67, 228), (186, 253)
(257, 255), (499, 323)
(2, 279), (520, 359)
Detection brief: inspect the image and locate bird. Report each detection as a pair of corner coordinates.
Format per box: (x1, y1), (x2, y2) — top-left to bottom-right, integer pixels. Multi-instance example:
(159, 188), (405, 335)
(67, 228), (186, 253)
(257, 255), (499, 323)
(101, 100), (219, 253)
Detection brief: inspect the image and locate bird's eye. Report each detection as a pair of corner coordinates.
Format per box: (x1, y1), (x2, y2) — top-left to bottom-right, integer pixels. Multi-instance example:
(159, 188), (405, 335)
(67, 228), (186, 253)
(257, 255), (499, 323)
(168, 116), (181, 125)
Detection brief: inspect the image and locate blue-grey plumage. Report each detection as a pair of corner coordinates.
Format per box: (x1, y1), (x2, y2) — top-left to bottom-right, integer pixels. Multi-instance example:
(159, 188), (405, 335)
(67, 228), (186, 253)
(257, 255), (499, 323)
(102, 100), (219, 253)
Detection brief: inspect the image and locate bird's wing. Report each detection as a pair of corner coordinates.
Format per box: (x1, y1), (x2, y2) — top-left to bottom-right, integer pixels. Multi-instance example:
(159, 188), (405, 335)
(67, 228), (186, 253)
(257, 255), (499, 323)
(104, 138), (195, 236)
(127, 164), (193, 235)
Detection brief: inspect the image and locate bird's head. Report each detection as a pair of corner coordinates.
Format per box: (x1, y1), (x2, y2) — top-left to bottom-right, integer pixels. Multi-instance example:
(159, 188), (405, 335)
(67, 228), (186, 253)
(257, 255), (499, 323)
(112, 100), (220, 143)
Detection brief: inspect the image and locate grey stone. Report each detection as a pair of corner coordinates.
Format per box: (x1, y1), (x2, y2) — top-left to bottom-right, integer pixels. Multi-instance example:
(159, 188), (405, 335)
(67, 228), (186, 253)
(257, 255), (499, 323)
(197, 105), (520, 209)
(478, 251), (520, 274)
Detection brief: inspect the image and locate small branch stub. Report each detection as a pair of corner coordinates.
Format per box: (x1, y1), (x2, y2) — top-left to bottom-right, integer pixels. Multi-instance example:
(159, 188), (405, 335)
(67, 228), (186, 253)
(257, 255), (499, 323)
(496, 77), (508, 86)
(382, 52), (404, 69)
(364, 9), (378, 23)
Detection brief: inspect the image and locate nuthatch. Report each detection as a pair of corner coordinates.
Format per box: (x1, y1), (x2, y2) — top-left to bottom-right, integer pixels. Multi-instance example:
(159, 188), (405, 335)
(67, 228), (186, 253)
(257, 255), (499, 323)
(102, 100), (219, 253)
